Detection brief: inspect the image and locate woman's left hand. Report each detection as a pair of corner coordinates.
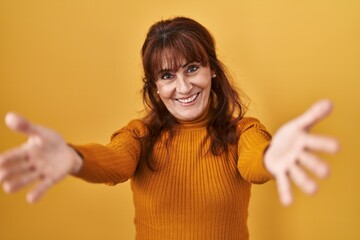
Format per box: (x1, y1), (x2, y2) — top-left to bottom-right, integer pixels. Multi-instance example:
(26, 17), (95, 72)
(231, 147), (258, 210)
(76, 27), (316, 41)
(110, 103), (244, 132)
(264, 99), (340, 206)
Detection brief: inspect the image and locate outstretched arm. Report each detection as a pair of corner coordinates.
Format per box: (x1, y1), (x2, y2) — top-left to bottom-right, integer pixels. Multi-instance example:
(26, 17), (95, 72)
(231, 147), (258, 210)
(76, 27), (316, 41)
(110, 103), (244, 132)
(264, 100), (340, 206)
(0, 113), (83, 203)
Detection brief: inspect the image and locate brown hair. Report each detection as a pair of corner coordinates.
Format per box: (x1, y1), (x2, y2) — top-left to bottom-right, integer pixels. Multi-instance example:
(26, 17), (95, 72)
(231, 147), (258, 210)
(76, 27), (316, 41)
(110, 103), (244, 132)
(141, 17), (248, 168)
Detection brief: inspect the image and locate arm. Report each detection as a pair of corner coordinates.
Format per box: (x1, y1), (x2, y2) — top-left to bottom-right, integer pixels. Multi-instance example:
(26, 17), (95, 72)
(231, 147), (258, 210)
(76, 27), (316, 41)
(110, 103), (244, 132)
(70, 120), (143, 185)
(0, 113), (142, 203)
(237, 117), (274, 184)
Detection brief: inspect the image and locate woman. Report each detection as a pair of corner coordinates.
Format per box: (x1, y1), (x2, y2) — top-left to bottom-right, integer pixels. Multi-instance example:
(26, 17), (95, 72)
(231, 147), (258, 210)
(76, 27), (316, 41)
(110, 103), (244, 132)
(0, 17), (339, 239)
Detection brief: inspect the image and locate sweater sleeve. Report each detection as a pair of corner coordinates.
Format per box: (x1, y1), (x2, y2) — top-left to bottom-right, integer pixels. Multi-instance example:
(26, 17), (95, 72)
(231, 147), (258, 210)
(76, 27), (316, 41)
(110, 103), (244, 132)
(237, 117), (274, 184)
(70, 119), (146, 185)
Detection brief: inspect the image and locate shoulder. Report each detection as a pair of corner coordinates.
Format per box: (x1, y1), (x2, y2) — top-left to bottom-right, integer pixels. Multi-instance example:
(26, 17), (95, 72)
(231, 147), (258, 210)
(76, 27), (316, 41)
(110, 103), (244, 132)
(236, 117), (271, 137)
(110, 119), (148, 140)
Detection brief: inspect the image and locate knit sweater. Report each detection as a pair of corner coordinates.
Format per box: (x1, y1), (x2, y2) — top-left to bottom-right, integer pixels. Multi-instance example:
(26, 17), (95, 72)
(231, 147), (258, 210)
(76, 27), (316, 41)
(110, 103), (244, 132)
(72, 113), (273, 240)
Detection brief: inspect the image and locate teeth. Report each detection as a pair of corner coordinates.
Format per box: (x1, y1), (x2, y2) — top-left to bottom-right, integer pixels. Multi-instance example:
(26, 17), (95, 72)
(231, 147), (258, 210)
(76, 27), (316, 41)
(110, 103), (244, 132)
(177, 93), (198, 103)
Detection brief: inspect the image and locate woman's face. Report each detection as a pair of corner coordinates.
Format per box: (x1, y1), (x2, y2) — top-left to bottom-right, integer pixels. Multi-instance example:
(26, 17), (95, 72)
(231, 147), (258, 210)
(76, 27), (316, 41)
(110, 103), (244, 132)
(155, 61), (213, 121)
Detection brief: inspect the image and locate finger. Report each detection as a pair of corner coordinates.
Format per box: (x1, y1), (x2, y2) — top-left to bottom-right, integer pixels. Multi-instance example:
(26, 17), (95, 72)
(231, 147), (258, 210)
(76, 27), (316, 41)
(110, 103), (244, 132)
(0, 147), (27, 167)
(0, 160), (33, 182)
(293, 99), (333, 130)
(299, 151), (330, 179)
(2, 171), (39, 193)
(276, 173), (293, 206)
(5, 112), (43, 137)
(305, 134), (340, 154)
(289, 164), (317, 195)
(26, 177), (55, 203)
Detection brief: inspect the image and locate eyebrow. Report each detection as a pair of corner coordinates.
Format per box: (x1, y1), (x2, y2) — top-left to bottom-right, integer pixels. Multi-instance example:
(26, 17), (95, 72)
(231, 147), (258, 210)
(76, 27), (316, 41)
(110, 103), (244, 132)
(157, 61), (197, 75)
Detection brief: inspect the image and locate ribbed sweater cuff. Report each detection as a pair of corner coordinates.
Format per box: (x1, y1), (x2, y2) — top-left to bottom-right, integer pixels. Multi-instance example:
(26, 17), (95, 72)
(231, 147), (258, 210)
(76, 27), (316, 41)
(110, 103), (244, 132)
(238, 141), (274, 184)
(251, 141), (274, 183)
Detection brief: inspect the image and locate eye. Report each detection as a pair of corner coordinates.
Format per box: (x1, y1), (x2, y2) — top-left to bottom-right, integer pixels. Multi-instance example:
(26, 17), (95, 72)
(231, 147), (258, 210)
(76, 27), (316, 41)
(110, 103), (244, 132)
(187, 64), (199, 73)
(160, 72), (174, 80)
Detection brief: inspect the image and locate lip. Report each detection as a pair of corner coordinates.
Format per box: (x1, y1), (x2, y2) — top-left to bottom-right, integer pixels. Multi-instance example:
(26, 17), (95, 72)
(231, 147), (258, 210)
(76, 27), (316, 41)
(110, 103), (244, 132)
(175, 92), (200, 106)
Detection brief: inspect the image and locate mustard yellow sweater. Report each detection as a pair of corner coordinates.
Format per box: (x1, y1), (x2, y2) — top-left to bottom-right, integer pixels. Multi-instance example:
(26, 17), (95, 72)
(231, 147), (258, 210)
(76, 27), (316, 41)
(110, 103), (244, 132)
(73, 114), (273, 240)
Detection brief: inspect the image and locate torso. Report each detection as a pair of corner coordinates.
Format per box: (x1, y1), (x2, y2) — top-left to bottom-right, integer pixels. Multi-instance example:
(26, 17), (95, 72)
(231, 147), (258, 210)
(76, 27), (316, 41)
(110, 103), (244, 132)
(131, 125), (251, 240)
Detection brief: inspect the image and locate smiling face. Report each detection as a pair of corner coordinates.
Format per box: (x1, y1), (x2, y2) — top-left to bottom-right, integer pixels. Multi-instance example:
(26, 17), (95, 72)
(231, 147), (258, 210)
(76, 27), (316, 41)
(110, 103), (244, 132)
(155, 61), (213, 121)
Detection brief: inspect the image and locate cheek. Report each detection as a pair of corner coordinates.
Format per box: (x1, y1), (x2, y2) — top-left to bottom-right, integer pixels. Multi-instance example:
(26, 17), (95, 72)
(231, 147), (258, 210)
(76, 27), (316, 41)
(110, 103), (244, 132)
(157, 84), (175, 100)
(196, 76), (212, 92)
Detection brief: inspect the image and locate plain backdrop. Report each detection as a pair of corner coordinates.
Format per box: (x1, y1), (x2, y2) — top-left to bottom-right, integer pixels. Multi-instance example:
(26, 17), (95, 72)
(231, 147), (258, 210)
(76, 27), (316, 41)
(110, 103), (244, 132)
(0, 0), (359, 239)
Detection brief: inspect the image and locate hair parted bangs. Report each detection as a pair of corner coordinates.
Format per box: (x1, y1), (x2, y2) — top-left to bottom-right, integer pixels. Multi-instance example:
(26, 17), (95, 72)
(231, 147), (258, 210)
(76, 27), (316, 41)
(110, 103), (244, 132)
(145, 32), (210, 82)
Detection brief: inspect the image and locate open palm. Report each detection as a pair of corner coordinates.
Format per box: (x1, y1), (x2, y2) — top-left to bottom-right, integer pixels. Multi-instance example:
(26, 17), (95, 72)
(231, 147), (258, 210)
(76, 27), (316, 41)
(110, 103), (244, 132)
(0, 113), (82, 203)
(264, 100), (340, 205)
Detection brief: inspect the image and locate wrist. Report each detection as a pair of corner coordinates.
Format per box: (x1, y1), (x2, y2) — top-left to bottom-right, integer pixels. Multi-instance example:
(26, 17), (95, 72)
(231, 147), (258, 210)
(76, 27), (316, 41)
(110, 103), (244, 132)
(263, 146), (274, 175)
(67, 145), (83, 174)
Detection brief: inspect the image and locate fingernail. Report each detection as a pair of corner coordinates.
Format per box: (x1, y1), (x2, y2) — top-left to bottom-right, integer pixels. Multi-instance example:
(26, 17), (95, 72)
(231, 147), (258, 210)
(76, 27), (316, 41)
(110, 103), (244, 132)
(307, 183), (318, 195)
(3, 183), (12, 193)
(282, 195), (292, 206)
(26, 193), (36, 204)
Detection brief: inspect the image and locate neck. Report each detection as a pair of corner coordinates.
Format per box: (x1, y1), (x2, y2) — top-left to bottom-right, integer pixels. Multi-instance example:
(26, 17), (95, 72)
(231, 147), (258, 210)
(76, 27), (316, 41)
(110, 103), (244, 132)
(175, 103), (212, 128)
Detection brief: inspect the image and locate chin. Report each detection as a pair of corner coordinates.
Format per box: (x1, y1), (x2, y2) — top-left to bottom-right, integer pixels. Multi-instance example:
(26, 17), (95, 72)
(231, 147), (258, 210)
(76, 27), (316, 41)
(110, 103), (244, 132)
(177, 109), (204, 121)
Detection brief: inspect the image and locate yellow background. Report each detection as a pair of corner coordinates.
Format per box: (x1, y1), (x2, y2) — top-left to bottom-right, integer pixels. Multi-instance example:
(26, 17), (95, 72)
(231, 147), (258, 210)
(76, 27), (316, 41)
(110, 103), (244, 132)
(0, 0), (359, 239)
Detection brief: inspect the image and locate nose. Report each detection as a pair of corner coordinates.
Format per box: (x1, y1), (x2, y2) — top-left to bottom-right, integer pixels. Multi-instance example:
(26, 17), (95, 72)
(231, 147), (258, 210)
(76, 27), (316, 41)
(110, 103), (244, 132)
(176, 76), (192, 95)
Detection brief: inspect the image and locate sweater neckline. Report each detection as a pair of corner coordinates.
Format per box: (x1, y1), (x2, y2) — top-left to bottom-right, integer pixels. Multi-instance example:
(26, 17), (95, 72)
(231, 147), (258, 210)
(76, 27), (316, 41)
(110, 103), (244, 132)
(174, 104), (212, 129)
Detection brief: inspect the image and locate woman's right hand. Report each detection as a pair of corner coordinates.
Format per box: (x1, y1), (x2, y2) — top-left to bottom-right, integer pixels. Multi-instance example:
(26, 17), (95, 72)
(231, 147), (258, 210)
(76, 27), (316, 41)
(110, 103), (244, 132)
(0, 112), (83, 203)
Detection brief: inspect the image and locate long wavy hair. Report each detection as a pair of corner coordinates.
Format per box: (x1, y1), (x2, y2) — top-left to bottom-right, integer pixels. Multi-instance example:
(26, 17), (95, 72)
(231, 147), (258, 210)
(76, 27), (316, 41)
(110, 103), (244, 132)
(141, 17), (248, 168)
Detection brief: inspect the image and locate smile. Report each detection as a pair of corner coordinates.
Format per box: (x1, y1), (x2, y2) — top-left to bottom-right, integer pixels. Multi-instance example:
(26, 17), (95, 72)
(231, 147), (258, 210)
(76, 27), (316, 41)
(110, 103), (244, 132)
(176, 92), (200, 105)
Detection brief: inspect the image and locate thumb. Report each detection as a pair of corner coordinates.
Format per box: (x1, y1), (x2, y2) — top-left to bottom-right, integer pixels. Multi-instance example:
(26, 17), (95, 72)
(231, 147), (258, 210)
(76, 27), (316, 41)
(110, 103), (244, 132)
(5, 112), (41, 136)
(294, 99), (334, 130)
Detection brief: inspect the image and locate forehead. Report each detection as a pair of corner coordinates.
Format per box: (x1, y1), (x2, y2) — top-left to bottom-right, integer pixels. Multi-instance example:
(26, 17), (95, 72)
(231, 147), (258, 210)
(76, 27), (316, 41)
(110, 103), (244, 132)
(153, 52), (187, 75)
(160, 57), (187, 71)
(150, 44), (208, 77)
